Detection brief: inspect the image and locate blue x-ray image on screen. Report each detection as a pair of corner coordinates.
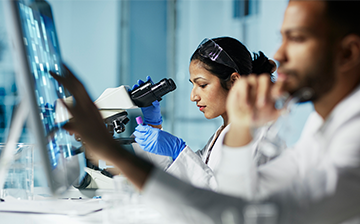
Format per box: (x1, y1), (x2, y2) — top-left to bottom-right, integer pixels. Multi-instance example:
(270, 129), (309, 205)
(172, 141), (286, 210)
(17, 2), (76, 170)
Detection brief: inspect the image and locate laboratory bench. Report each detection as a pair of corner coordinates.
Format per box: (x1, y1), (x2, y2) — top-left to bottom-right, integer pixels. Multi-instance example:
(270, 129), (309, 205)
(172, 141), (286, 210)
(0, 186), (168, 224)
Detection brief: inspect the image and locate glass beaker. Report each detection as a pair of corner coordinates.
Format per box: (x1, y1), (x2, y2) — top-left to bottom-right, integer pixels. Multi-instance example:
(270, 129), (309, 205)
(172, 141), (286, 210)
(0, 143), (34, 200)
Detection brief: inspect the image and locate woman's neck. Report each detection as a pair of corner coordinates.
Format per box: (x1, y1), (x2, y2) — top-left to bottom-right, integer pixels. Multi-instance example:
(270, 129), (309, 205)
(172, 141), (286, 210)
(221, 113), (229, 127)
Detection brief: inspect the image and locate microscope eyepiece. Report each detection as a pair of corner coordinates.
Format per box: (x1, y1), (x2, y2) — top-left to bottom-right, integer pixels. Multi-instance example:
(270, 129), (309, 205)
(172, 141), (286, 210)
(130, 78), (176, 107)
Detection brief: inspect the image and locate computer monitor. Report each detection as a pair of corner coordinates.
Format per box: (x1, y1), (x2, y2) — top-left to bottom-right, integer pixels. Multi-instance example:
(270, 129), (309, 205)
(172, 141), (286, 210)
(3, 0), (86, 196)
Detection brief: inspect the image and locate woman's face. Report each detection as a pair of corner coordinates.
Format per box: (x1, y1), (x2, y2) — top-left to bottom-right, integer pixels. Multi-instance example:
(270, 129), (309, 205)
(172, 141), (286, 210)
(189, 60), (229, 120)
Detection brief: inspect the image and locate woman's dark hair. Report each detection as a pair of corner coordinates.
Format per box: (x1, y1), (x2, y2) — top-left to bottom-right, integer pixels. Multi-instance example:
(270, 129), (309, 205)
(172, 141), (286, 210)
(190, 37), (275, 90)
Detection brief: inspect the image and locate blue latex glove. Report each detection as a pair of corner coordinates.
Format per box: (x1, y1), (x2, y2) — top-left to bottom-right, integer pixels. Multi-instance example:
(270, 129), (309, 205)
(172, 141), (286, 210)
(130, 76), (162, 125)
(133, 124), (186, 160)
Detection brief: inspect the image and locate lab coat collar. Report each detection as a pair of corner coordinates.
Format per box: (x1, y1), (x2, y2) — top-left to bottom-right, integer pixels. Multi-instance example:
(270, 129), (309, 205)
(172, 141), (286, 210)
(317, 84), (360, 135)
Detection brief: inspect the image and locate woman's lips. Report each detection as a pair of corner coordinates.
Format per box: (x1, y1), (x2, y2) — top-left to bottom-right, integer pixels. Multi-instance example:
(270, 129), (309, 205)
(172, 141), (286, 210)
(198, 105), (205, 111)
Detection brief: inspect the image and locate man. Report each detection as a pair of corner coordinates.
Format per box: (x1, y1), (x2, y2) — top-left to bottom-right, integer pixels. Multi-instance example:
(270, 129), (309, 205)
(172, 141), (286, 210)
(217, 0), (360, 201)
(52, 0), (360, 223)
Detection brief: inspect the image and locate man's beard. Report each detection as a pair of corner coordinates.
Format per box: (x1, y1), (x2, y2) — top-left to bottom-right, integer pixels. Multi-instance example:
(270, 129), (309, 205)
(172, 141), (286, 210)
(277, 54), (336, 103)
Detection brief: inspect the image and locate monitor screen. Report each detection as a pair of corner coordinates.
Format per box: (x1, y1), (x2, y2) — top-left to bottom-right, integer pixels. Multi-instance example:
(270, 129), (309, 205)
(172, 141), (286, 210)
(4, 0), (86, 195)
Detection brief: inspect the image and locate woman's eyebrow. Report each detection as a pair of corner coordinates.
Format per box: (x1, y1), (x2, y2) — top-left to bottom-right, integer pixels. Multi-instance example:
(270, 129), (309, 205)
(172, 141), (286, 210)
(190, 77), (206, 84)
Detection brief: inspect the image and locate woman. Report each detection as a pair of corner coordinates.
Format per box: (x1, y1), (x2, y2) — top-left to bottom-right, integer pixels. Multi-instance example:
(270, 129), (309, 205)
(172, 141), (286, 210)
(132, 37), (277, 190)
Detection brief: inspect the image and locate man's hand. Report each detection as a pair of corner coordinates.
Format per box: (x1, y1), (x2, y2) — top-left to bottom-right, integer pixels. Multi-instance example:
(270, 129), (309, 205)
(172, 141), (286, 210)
(225, 74), (282, 147)
(50, 64), (153, 190)
(50, 65), (118, 160)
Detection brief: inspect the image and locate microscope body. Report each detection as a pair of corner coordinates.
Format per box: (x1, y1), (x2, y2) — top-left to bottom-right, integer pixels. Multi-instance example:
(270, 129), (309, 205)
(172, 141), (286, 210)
(94, 85), (136, 135)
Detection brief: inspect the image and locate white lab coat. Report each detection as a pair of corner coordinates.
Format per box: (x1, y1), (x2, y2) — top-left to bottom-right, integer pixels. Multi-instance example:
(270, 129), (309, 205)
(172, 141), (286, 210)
(133, 125), (230, 190)
(133, 124), (280, 191)
(166, 125), (229, 190)
(142, 84), (360, 224)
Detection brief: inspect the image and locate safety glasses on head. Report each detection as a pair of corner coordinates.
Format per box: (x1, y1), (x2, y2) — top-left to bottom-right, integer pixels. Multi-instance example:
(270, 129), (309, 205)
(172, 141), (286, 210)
(197, 38), (241, 74)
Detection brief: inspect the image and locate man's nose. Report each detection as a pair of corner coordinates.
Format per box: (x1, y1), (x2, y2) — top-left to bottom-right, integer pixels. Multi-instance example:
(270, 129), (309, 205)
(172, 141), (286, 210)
(274, 42), (287, 63)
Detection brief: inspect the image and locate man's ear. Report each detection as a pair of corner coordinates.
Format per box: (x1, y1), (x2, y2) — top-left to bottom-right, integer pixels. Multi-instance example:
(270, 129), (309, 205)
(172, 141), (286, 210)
(338, 34), (360, 73)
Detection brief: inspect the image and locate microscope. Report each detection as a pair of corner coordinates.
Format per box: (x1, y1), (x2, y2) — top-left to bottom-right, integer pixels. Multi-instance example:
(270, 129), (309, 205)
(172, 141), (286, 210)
(98, 78), (176, 138)
(67, 78), (177, 189)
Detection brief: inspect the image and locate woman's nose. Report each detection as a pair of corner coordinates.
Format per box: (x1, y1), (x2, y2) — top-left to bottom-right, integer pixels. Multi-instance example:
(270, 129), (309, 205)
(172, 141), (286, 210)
(190, 88), (200, 102)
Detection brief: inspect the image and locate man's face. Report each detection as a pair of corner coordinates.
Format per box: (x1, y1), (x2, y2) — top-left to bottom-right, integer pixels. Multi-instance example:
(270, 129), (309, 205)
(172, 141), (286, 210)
(274, 1), (338, 102)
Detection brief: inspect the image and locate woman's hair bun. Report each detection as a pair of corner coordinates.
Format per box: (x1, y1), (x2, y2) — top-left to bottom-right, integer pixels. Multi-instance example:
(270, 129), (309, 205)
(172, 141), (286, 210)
(251, 51), (276, 75)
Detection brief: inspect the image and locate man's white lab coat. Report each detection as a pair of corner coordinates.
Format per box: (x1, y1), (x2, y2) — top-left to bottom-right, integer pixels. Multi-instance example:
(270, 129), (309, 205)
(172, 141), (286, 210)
(142, 84), (360, 224)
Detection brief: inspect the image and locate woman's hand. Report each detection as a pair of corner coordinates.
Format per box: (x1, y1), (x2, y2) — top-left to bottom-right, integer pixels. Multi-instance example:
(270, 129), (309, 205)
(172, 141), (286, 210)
(133, 124), (186, 160)
(130, 76), (163, 129)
